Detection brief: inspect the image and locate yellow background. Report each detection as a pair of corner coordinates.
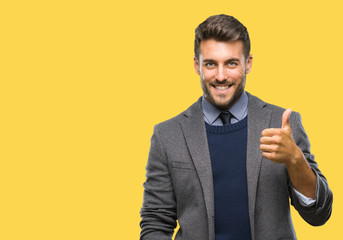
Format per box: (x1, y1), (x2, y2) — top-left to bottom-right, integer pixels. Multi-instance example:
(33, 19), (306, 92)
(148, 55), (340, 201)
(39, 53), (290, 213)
(1, 0), (342, 239)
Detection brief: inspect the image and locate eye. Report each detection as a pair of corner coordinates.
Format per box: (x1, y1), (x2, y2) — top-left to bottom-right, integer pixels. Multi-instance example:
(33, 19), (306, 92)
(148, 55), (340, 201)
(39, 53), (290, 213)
(205, 62), (215, 67)
(227, 61), (238, 66)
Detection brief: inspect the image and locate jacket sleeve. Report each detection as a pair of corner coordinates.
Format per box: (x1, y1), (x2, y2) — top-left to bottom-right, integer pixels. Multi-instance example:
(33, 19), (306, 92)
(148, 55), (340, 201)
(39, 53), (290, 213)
(140, 125), (177, 240)
(288, 112), (333, 226)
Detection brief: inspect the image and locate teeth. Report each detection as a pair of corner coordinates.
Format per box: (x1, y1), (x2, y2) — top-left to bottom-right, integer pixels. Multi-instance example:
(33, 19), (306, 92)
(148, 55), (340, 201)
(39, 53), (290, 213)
(215, 86), (229, 90)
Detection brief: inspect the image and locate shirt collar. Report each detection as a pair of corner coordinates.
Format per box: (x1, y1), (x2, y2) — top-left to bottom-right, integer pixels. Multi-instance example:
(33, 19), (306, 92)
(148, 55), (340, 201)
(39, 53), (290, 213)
(202, 91), (248, 124)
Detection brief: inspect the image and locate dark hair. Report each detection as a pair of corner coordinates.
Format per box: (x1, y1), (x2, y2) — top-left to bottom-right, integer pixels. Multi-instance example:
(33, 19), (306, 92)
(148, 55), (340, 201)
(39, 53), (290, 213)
(194, 14), (250, 60)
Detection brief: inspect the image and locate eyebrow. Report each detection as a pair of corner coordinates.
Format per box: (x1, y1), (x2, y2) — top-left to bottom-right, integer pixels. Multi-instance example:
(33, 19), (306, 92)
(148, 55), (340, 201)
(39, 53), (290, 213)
(203, 58), (240, 63)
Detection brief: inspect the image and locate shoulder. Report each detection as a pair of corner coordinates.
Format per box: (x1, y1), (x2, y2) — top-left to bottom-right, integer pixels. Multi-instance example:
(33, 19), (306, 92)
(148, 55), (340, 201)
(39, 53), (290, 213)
(247, 92), (301, 127)
(247, 92), (284, 112)
(154, 97), (202, 132)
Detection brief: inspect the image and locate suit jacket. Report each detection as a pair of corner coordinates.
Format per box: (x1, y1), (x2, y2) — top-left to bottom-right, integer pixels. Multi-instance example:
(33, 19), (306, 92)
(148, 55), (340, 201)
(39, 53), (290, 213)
(140, 93), (332, 240)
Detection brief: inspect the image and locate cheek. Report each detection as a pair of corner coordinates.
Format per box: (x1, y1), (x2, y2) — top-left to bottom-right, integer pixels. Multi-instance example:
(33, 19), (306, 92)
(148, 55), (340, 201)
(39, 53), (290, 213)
(228, 68), (245, 79)
(201, 70), (215, 82)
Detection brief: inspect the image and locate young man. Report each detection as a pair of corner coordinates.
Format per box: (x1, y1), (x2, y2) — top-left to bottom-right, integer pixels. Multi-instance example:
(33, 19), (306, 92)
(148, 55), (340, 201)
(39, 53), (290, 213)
(140, 14), (332, 240)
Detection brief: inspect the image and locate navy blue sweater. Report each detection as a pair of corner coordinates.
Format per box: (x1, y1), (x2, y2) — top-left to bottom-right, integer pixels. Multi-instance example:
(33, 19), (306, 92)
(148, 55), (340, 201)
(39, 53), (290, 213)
(205, 117), (251, 240)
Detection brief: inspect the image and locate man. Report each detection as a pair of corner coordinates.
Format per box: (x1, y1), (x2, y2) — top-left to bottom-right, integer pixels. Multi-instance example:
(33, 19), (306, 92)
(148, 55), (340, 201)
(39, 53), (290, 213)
(140, 14), (332, 240)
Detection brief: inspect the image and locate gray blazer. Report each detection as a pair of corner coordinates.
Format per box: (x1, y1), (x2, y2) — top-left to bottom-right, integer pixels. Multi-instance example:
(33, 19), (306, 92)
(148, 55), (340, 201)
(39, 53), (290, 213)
(140, 93), (332, 240)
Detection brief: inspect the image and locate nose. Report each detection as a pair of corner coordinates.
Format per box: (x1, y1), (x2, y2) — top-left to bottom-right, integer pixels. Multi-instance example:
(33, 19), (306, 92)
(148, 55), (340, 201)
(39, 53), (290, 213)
(215, 65), (227, 82)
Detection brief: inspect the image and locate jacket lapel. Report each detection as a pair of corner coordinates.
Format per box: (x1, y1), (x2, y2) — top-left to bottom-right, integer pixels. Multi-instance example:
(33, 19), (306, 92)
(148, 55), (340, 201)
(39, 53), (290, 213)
(246, 93), (272, 239)
(179, 98), (215, 240)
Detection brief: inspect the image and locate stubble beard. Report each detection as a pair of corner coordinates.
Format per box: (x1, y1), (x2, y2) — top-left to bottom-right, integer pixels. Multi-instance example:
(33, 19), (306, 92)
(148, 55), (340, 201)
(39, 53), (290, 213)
(201, 72), (246, 110)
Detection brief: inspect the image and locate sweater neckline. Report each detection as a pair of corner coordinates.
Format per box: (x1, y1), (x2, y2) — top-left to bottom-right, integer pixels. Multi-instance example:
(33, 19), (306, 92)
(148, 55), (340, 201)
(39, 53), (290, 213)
(205, 116), (248, 134)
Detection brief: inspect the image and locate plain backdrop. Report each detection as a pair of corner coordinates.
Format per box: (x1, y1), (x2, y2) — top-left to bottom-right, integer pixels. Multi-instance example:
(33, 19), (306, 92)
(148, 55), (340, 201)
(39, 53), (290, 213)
(0, 0), (342, 239)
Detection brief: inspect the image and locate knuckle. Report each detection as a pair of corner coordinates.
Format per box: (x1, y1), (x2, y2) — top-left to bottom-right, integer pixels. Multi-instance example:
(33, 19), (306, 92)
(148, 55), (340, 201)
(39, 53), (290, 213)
(267, 151), (273, 157)
(275, 136), (281, 144)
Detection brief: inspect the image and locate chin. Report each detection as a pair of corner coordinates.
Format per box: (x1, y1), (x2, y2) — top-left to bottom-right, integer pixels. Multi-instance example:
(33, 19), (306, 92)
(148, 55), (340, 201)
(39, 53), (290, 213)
(212, 98), (232, 110)
(215, 103), (231, 110)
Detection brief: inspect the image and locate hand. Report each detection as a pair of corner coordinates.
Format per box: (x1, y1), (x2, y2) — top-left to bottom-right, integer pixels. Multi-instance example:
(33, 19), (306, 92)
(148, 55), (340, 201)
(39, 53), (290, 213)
(260, 109), (302, 165)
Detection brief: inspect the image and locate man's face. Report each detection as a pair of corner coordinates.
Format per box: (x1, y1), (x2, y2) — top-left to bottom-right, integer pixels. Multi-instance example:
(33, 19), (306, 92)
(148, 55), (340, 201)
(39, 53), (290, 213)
(194, 39), (253, 110)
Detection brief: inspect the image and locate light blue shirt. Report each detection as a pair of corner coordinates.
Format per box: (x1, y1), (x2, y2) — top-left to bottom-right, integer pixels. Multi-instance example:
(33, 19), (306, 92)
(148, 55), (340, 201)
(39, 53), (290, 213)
(201, 91), (315, 206)
(202, 91), (248, 125)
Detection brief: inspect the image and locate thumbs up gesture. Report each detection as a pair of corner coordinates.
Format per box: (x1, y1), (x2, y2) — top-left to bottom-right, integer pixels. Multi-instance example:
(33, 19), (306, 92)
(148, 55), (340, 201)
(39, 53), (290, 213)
(260, 109), (302, 165)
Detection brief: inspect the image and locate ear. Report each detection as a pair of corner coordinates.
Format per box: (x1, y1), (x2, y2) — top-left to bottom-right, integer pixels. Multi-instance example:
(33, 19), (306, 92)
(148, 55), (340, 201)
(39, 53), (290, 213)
(245, 54), (253, 74)
(194, 56), (200, 75)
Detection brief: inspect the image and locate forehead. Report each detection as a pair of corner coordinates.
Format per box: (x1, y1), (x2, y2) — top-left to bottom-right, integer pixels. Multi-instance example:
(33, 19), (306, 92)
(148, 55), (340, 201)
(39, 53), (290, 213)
(199, 39), (244, 60)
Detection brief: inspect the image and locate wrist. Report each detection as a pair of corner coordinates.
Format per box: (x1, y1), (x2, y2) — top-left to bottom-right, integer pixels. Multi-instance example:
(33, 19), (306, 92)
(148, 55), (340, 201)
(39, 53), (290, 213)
(286, 146), (304, 169)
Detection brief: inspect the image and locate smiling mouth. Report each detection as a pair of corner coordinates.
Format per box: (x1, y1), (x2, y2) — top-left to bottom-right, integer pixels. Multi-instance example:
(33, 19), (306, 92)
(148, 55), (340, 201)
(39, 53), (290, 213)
(213, 84), (233, 91)
(215, 85), (229, 90)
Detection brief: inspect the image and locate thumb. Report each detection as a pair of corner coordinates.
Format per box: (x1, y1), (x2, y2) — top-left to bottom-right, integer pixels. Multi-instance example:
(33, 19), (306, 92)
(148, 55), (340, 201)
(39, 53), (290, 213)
(282, 108), (292, 130)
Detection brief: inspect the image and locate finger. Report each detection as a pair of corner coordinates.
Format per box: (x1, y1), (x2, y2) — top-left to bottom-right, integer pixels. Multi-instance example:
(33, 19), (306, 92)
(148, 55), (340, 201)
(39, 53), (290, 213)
(282, 108), (292, 130)
(260, 136), (277, 144)
(262, 151), (277, 160)
(261, 128), (281, 137)
(260, 144), (278, 152)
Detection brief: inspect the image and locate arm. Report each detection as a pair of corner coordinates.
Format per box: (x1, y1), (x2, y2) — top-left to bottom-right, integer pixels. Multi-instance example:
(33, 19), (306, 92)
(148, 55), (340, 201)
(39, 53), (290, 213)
(284, 136), (317, 200)
(288, 111), (333, 226)
(260, 109), (333, 226)
(140, 125), (177, 240)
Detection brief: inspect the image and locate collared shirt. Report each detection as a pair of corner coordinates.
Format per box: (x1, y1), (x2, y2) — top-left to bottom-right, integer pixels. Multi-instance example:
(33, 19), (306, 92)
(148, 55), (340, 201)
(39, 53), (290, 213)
(201, 91), (315, 206)
(202, 91), (248, 125)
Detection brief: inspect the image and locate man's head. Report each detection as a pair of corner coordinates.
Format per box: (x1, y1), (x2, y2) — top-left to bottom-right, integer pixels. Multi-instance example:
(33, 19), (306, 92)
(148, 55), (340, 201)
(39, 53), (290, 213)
(194, 14), (253, 110)
(194, 14), (250, 62)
